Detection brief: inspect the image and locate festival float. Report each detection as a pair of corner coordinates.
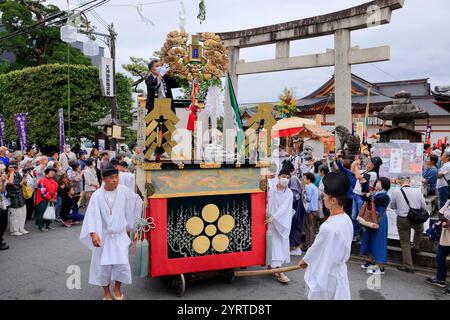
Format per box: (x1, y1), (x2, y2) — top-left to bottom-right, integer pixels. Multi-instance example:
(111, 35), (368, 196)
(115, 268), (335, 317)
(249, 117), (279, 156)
(133, 30), (280, 296)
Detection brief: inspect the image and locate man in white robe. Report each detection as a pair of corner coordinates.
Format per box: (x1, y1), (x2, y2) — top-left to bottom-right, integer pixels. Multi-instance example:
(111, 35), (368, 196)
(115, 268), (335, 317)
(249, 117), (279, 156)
(80, 164), (142, 300)
(267, 166), (293, 284)
(299, 172), (353, 300)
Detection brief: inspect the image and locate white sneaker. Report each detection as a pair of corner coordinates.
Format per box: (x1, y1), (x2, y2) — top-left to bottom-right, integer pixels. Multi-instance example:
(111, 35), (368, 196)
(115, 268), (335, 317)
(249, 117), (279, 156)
(367, 265), (385, 275)
(290, 248), (303, 256)
(19, 230), (29, 235)
(11, 232), (23, 236)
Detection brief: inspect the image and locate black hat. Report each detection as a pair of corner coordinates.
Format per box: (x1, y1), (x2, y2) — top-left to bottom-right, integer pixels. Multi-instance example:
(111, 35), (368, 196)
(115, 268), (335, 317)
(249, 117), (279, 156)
(370, 156), (383, 169)
(110, 158), (119, 166)
(44, 164), (56, 174)
(8, 160), (18, 169)
(23, 164), (35, 172)
(102, 163), (119, 178)
(322, 172), (349, 197)
(281, 160), (295, 174)
(279, 166), (292, 177)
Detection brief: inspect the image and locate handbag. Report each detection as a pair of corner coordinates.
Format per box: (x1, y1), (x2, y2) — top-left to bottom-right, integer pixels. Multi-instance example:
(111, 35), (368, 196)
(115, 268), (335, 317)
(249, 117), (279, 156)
(357, 196), (380, 229)
(400, 188), (430, 224)
(23, 183), (33, 200)
(43, 202), (56, 221)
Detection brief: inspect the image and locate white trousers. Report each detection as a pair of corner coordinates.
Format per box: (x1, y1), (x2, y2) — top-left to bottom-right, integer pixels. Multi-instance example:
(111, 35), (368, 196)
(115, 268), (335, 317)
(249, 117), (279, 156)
(89, 250), (132, 287)
(9, 206), (26, 234)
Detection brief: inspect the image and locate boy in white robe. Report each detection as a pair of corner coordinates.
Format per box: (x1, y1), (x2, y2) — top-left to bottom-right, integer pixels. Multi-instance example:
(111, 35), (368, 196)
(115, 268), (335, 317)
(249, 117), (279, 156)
(299, 172), (353, 300)
(80, 164), (142, 300)
(267, 166), (294, 284)
(118, 161), (136, 192)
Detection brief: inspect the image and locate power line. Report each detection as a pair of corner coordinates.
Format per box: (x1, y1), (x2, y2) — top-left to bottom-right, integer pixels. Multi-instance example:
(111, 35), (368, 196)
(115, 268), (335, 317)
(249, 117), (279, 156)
(370, 64), (401, 81)
(0, 0), (100, 41)
(0, 0), (111, 42)
(78, 0), (110, 29)
(105, 0), (178, 7)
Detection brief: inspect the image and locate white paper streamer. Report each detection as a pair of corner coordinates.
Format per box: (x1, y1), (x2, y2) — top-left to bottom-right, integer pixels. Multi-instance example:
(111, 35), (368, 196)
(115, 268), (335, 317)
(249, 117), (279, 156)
(136, 4), (155, 27)
(205, 86), (224, 119)
(178, 0), (187, 32)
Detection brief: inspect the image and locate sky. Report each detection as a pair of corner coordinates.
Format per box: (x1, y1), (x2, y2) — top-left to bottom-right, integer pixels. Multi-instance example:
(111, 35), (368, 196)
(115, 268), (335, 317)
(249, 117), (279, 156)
(46, 0), (450, 103)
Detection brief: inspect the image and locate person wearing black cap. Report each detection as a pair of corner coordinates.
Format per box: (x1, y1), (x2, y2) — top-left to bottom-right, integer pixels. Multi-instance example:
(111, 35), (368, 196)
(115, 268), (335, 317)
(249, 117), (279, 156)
(79, 163), (143, 300)
(364, 156), (383, 189)
(266, 165), (294, 284)
(299, 172), (353, 300)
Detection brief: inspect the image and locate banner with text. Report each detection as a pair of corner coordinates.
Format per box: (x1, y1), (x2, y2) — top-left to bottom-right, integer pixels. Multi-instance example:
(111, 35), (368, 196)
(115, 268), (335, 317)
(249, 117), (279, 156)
(100, 57), (115, 97)
(15, 113), (29, 152)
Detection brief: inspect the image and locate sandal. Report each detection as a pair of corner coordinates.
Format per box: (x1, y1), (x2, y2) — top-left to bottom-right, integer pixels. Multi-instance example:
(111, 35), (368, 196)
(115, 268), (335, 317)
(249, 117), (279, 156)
(112, 292), (125, 300)
(276, 273), (290, 284)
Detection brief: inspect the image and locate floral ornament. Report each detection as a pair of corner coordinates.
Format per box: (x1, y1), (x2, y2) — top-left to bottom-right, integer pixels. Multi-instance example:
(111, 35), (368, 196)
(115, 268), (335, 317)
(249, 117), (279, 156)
(276, 88), (298, 118)
(185, 204), (235, 254)
(160, 30), (228, 86)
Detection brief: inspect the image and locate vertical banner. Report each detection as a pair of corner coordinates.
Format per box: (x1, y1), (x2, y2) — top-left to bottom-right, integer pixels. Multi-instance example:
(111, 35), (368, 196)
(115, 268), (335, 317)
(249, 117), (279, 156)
(425, 124), (432, 145)
(425, 123), (432, 154)
(99, 57), (115, 97)
(136, 105), (146, 147)
(58, 108), (65, 153)
(0, 115), (5, 146)
(15, 113), (29, 152)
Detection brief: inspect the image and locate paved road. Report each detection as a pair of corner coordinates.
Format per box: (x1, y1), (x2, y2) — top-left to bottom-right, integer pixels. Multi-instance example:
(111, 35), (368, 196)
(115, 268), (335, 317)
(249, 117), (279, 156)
(0, 221), (448, 300)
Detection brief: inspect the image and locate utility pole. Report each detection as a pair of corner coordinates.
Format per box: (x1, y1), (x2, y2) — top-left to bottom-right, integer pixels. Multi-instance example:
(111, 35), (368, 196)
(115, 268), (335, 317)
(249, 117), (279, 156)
(108, 23), (118, 152)
(81, 24), (119, 152)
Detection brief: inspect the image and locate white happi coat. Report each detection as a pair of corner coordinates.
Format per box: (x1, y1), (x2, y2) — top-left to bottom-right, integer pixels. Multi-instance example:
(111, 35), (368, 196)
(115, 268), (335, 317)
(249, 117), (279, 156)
(267, 186), (293, 268)
(303, 213), (353, 300)
(80, 185), (142, 286)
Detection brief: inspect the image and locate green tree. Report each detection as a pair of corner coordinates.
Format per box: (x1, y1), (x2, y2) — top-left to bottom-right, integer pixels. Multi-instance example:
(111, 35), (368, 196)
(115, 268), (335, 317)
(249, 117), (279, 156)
(122, 53), (160, 94)
(0, 64), (134, 148)
(0, 0), (91, 73)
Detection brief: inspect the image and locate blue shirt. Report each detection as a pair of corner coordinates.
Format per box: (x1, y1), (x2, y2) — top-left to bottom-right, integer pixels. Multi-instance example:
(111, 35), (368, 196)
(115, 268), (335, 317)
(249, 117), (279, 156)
(337, 160), (357, 199)
(0, 156), (9, 167)
(423, 166), (438, 193)
(313, 173), (321, 188)
(305, 183), (319, 212)
(79, 159), (87, 171)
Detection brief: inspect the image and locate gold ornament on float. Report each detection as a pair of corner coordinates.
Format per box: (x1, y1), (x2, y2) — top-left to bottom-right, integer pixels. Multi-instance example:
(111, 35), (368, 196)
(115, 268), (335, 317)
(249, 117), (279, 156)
(185, 203), (236, 254)
(217, 215), (235, 234)
(205, 224), (217, 237)
(202, 204), (220, 223)
(186, 217), (204, 236)
(212, 234), (229, 252)
(160, 30), (228, 84)
(192, 235), (210, 254)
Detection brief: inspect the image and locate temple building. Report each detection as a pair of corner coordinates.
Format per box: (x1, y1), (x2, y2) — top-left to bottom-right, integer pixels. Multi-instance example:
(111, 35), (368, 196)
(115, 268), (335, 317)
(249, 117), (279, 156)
(240, 74), (450, 144)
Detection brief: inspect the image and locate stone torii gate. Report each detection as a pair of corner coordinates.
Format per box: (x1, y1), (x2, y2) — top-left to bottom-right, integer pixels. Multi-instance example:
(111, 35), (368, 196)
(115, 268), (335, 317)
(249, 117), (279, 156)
(218, 0), (405, 149)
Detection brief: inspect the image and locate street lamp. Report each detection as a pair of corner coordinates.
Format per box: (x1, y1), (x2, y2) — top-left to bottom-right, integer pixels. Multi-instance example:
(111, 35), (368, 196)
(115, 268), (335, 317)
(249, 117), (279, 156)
(60, 22), (78, 43)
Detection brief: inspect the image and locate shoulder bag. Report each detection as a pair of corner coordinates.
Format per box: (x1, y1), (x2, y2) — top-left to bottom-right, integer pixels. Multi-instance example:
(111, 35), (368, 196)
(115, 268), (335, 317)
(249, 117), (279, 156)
(400, 187), (430, 224)
(357, 195), (379, 230)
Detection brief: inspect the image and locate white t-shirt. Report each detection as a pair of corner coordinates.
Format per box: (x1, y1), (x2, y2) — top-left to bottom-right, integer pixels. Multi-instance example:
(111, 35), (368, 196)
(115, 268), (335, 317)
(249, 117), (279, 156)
(437, 162), (450, 189)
